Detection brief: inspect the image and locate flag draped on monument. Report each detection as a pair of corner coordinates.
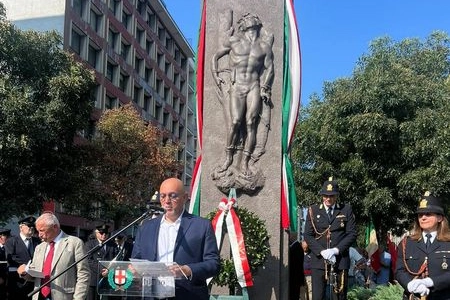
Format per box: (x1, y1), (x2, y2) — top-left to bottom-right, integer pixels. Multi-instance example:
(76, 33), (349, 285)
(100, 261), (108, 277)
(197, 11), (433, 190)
(281, 0), (301, 231)
(188, 0), (207, 215)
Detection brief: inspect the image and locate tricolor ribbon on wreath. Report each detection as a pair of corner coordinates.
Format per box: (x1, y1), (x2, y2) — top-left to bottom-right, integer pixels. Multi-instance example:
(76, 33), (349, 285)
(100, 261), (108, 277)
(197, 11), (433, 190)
(210, 188), (253, 287)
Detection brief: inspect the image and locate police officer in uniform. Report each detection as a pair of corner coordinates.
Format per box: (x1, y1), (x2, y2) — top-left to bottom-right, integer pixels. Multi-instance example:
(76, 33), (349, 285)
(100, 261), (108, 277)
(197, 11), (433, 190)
(304, 177), (357, 300)
(0, 228), (11, 299)
(85, 224), (116, 300)
(396, 191), (450, 299)
(5, 216), (40, 300)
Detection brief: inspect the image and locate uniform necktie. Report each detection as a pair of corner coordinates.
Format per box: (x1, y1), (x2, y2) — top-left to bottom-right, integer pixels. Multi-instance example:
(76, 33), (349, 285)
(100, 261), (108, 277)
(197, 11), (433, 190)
(425, 233), (432, 249)
(327, 208), (333, 220)
(41, 241), (55, 297)
(26, 238), (33, 256)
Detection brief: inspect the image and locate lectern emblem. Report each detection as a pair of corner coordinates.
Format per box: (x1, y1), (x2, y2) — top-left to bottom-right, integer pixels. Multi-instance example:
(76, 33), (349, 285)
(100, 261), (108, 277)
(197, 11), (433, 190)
(108, 266), (133, 291)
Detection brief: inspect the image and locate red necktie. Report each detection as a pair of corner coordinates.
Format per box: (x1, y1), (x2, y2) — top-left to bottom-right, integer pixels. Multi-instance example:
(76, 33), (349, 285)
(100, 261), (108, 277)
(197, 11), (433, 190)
(41, 241), (55, 297)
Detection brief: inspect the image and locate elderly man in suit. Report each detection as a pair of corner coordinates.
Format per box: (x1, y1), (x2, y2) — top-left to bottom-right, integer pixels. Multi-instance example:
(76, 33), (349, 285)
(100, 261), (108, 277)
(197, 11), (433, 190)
(132, 177), (220, 300)
(5, 216), (41, 299)
(17, 212), (90, 300)
(304, 177), (357, 300)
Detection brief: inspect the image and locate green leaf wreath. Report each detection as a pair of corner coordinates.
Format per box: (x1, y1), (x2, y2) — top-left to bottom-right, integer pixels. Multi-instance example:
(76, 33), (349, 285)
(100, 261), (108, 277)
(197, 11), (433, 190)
(207, 206), (270, 291)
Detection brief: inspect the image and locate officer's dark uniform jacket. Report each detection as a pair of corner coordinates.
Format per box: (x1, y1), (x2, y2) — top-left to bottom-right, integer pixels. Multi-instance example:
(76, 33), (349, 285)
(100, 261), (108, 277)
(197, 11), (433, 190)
(304, 202), (357, 270)
(396, 236), (450, 300)
(85, 238), (116, 287)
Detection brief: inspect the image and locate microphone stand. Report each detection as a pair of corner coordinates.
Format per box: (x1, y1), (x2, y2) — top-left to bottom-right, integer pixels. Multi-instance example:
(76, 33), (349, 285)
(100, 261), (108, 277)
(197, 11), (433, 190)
(28, 206), (163, 297)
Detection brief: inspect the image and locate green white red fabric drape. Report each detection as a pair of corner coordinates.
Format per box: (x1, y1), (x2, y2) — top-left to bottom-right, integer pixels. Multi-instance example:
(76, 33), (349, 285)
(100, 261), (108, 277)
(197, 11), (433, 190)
(210, 191), (253, 287)
(188, 0), (206, 215)
(281, 0), (301, 231)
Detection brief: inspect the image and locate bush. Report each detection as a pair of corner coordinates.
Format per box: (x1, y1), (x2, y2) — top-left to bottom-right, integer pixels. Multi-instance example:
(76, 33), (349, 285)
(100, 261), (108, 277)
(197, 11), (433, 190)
(348, 284), (403, 300)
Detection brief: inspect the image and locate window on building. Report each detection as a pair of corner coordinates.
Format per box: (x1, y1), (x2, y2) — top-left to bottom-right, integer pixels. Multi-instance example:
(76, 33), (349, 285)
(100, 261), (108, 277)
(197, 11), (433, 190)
(133, 86), (141, 104)
(121, 41), (130, 62)
(134, 57), (143, 75)
(88, 43), (101, 70)
(73, 0), (86, 19)
(137, 0), (146, 15)
(180, 102), (185, 116)
(164, 87), (170, 103)
(106, 61), (116, 83)
(156, 78), (162, 96)
(89, 8), (103, 34)
(144, 66), (153, 85)
(105, 94), (117, 109)
(71, 27), (85, 56)
(174, 48), (180, 64)
(136, 27), (145, 46)
(108, 0), (120, 17)
(155, 102), (162, 121)
(174, 72), (180, 90)
(147, 10), (156, 31)
(157, 25), (165, 42)
(122, 10), (131, 31)
(119, 72), (129, 93)
(165, 62), (171, 80)
(173, 97), (180, 114)
(146, 39), (154, 59)
(144, 94), (152, 112)
(108, 27), (119, 52)
(163, 111), (170, 129)
(157, 52), (164, 69)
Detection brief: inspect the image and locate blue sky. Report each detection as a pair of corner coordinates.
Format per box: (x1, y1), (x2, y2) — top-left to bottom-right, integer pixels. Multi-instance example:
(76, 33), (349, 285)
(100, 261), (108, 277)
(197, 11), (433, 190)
(164, 0), (450, 107)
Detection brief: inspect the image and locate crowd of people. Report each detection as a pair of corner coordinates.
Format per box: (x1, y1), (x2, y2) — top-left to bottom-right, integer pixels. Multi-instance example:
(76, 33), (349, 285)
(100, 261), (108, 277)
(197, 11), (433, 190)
(0, 177), (220, 300)
(2, 175), (450, 300)
(289, 177), (450, 300)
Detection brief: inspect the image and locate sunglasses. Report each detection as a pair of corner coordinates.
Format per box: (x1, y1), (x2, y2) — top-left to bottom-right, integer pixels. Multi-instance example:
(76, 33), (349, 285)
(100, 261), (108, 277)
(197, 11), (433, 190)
(418, 212), (436, 217)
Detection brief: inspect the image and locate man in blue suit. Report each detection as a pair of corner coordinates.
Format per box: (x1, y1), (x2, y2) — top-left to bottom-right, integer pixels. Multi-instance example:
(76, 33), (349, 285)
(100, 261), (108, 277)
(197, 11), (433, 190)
(132, 177), (220, 300)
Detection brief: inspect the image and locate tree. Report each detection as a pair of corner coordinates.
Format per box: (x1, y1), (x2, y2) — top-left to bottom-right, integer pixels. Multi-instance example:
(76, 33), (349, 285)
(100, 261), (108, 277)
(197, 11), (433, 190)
(292, 31), (450, 235)
(64, 104), (182, 226)
(0, 17), (96, 221)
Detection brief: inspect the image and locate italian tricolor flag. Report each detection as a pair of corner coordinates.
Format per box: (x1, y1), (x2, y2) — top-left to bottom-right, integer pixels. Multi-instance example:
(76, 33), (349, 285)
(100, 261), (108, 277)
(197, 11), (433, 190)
(281, 0), (301, 231)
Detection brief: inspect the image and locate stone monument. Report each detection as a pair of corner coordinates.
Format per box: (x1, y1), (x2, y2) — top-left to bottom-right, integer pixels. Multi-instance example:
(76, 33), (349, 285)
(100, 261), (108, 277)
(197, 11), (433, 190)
(195, 1), (298, 299)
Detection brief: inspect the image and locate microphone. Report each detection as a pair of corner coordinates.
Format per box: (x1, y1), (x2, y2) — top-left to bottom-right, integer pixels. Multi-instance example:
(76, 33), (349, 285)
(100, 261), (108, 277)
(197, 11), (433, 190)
(146, 204), (165, 214)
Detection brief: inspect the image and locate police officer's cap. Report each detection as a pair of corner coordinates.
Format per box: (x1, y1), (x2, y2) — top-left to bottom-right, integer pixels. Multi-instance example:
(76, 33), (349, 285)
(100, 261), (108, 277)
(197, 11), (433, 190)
(417, 191), (445, 215)
(96, 224), (110, 233)
(0, 228), (11, 236)
(18, 216), (36, 227)
(320, 177), (339, 196)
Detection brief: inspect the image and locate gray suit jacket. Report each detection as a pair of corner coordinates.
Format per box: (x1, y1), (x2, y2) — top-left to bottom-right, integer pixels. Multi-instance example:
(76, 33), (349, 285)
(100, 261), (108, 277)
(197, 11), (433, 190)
(28, 232), (90, 300)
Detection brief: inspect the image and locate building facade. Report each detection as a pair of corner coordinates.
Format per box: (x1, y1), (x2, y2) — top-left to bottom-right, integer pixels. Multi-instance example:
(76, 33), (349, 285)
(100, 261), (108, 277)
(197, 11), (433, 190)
(3, 0), (197, 237)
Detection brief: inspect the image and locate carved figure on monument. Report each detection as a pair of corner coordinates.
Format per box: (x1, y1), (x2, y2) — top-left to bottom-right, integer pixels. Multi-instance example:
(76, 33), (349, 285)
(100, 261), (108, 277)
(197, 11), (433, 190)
(210, 11), (274, 194)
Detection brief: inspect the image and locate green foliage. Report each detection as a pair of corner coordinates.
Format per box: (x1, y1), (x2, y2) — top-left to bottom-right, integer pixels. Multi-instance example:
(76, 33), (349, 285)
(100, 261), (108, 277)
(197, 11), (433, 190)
(292, 31), (450, 235)
(64, 104), (182, 226)
(348, 284), (403, 300)
(206, 207), (270, 292)
(0, 18), (95, 220)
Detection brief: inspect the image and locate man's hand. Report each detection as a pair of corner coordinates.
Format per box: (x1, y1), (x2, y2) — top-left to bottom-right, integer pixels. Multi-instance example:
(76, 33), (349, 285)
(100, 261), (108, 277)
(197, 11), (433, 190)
(17, 264), (27, 276)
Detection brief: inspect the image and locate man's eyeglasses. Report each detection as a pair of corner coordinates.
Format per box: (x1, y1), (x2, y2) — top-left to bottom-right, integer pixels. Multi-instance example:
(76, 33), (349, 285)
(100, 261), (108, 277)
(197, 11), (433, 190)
(159, 192), (179, 202)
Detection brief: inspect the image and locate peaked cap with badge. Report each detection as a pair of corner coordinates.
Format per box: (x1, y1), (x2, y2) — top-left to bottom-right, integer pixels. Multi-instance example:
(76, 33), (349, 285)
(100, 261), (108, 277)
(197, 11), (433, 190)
(417, 191), (445, 215)
(96, 224), (110, 233)
(0, 227), (11, 236)
(320, 177), (339, 196)
(18, 216), (36, 227)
